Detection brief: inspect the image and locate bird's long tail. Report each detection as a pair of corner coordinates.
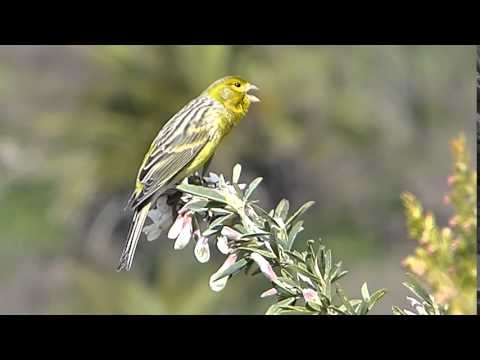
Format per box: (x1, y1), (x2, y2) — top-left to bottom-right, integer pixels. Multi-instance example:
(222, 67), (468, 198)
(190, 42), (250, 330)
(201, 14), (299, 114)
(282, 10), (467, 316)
(117, 202), (152, 271)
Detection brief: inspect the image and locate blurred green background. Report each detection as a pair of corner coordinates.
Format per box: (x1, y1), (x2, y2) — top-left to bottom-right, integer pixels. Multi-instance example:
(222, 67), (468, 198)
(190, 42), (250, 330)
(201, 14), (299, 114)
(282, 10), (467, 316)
(0, 45), (475, 314)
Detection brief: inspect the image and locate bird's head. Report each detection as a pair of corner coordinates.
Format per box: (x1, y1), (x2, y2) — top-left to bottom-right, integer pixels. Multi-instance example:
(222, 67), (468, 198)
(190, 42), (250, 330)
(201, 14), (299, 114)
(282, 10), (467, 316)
(204, 76), (260, 116)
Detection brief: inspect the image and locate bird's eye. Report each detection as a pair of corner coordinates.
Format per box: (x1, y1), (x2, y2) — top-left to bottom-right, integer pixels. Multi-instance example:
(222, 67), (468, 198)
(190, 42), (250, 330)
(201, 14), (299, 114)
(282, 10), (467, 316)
(233, 82), (241, 88)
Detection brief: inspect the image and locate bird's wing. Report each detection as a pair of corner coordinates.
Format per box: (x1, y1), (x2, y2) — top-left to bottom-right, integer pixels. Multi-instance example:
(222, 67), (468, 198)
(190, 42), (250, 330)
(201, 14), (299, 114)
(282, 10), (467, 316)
(128, 97), (219, 209)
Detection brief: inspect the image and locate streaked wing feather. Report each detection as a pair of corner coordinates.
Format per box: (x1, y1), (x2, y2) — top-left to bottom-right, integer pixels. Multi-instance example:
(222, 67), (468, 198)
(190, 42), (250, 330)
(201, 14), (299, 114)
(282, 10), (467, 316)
(129, 101), (216, 209)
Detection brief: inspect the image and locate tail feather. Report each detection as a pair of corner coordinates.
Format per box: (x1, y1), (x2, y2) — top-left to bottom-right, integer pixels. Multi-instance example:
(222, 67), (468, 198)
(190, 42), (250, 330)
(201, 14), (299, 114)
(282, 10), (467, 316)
(117, 202), (152, 271)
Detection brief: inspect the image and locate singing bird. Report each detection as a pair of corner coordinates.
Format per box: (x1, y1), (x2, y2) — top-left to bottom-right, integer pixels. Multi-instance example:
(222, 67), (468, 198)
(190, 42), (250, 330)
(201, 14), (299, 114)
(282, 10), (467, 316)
(117, 76), (260, 271)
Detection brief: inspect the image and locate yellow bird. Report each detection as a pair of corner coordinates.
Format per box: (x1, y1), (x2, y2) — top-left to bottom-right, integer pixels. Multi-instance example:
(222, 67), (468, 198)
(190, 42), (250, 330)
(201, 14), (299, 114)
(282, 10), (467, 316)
(117, 76), (260, 271)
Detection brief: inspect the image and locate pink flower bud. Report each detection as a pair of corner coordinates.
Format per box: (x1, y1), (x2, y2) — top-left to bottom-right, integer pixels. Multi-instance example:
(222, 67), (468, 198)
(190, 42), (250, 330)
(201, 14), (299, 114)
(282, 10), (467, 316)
(250, 253), (278, 282)
(442, 195), (450, 205)
(447, 176), (455, 186)
(302, 288), (319, 303)
(173, 213), (193, 250)
(216, 235), (231, 255)
(221, 226), (242, 241)
(260, 288), (278, 298)
(194, 230), (210, 263)
(168, 213), (186, 240)
(209, 253), (238, 292)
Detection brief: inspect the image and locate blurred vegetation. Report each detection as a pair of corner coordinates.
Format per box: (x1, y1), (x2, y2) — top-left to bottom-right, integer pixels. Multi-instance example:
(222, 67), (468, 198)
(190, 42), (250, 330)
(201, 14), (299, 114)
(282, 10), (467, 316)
(401, 135), (476, 314)
(0, 45), (475, 314)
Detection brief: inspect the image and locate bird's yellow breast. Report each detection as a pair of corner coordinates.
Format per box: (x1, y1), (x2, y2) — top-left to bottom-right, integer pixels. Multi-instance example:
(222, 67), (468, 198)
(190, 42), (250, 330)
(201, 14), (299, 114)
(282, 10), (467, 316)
(173, 111), (236, 181)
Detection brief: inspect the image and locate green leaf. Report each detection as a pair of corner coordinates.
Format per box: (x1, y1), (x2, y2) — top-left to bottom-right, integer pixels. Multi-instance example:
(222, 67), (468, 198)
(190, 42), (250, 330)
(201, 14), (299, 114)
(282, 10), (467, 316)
(271, 225), (288, 247)
(232, 184), (243, 197)
(183, 198), (209, 212)
(336, 287), (356, 314)
(177, 183), (227, 204)
(318, 246), (326, 278)
(251, 203), (282, 228)
(202, 213), (236, 236)
(286, 220), (304, 250)
(240, 230), (271, 239)
(358, 300), (370, 315)
(244, 177), (263, 201)
(284, 249), (307, 262)
(281, 305), (317, 314)
(392, 306), (407, 315)
(236, 247), (277, 259)
(274, 199), (290, 222)
(208, 207), (232, 215)
(210, 258), (249, 282)
(232, 164), (242, 184)
(328, 305), (349, 315)
(202, 227), (221, 237)
(403, 273), (431, 303)
(265, 297), (296, 315)
(368, 289), (387, 310)
(285, 201), (315, 227)
(273, 278), (298, 297)
(209, 213), (236, 229)
(331, 270), (349, 283)
(361, 282), (370, 301)
(324, 249), (332, 279)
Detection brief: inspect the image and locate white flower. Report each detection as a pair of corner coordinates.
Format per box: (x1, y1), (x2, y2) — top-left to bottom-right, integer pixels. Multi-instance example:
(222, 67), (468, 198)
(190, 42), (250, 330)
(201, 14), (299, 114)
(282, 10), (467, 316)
(168, 212), (185, 240)
(143, 197), (173, 241)
(260, 288), (278, 298)
(209, 253), (238, 292)
(168, 212), (193, 250)
(250, 253), (278, 282)
(194, 230), (210, 263)
(216, 235), (231, 255)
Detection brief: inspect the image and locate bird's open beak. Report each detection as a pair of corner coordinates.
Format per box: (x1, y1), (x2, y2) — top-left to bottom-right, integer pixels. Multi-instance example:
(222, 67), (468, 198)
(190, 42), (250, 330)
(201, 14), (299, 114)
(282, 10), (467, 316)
(246, 83), (260, 103)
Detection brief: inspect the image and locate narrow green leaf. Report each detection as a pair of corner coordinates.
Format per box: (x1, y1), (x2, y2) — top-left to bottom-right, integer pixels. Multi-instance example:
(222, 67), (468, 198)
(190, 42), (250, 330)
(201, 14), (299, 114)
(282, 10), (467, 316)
(232, 164), (242, 184)
(177, 183), (227, 204)
(210, 258), (249, 282)
(183, 198), (209, 212)
(202, 227), (221, 237)
(244, 177), (263, 201)
(274, 199), (290, 222)
(285, 201), (315, 227)
(392, 306), (407, 315)
(328, 305), (349, 315)
(281, 305), (316, 314)
(336, 287), (355, 314)
(236, 247), (277, 259)
(286, 220), (304, 250)
(265, 297), (295, 315)
(284, 249), (307, 263)
(358, 301), (369, 315)
(368, 289), (387, 310)
(250, 204), (281, 228)
(331, 270), (349, 283)
(232, 184), (243, 198)
(208, 207), (233, 215)
(324, 249), (332, 279)
(209, 213), (236, 229)
(403, 273), (431, 303)
(361, 282), (370, 301)
(240, 230), (271, 239)
(318, 246), (326, 278)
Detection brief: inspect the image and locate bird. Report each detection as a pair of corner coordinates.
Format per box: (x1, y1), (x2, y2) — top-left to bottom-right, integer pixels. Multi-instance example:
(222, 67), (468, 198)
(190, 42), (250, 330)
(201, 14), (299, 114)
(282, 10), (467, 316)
(117, 76), (260, 271)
